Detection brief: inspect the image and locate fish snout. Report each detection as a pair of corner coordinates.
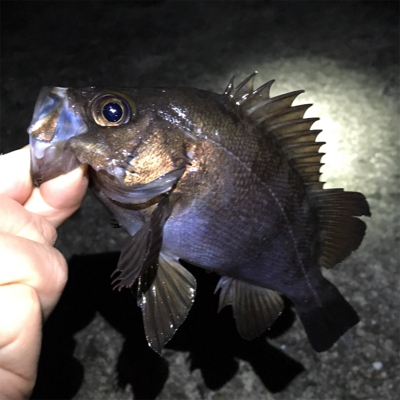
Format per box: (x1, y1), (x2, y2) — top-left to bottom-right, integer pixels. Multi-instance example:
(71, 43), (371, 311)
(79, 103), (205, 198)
(28, 86), (87, 185)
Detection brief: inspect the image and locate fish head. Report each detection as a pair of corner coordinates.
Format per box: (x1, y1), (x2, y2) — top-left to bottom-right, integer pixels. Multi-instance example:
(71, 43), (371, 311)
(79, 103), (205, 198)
(28, 86), (189, 203)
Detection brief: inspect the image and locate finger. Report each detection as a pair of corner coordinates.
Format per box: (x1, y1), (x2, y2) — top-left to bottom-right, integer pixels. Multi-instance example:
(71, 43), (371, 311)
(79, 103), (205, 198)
(0, 233), (67, 319)
(0, 284), (42, 399)
(0, 146), (33, 204)
(24, 163), (88, 228)
(0, 195), (57, 246)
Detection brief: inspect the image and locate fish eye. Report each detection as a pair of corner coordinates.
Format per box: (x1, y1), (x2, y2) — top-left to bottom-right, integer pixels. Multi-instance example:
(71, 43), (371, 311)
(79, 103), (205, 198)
(90, 92), (136, 126)
(102, 102), (123, 123)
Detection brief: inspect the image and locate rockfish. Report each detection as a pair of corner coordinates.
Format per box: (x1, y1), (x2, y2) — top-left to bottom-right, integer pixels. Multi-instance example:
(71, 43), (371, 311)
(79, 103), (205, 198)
(28, 73), (370, 353)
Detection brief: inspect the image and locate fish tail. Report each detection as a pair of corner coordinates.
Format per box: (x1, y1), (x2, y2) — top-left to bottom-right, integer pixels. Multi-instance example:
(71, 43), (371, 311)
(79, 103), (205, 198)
(294, 278), (359, 352)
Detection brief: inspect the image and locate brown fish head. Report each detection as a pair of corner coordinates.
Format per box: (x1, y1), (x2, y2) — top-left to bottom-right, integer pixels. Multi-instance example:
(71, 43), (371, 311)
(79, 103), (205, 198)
(28, 86), (189, 202)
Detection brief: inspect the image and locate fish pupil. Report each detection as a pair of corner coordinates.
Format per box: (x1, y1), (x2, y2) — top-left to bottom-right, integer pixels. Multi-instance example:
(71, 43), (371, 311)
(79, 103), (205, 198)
(102, 102), (123, 122)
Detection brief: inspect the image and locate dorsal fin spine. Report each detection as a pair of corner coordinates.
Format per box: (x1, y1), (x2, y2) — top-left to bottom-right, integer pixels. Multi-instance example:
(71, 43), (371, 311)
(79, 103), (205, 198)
(252, 79), (275, 97)
(232, 72), (257, 100)
(277, 130), (322, 144)
(223, 76), (235, 96)
(258, 103), (312, 124)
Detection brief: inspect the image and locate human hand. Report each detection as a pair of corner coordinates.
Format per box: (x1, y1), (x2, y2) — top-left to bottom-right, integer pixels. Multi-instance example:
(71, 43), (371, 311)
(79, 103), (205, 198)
(0, 146), (88, 400)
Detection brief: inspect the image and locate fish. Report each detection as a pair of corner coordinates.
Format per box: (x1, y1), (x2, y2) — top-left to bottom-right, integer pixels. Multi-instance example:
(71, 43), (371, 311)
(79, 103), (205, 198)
(28, 72), (371, 353)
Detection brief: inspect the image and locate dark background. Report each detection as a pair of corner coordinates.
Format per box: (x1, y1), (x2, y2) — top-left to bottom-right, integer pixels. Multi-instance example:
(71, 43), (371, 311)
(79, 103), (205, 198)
(1, 1), (399, 399)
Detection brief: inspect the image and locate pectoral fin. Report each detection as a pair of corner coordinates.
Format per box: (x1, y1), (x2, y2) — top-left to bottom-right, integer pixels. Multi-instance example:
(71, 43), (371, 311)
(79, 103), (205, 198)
(137, 253), (197, 353)
(112, 195), (171, 290)
(215, 276), (284, 339)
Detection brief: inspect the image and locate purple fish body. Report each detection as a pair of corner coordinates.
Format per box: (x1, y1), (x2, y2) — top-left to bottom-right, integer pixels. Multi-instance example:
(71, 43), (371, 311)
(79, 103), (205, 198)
(28, 73), (370, 352)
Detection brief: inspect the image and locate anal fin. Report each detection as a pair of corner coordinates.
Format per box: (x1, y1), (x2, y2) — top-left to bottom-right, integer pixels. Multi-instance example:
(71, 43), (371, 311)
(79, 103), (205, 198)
(137, 253), (197, 353)
(215, 276), (284, 340)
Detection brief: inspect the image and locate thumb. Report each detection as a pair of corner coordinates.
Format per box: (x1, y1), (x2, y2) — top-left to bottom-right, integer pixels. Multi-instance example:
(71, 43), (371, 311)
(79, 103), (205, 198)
(24, 164), (88, 228)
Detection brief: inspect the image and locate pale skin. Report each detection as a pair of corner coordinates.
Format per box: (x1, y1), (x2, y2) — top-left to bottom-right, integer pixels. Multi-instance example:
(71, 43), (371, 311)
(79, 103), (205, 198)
(0, 146), (88, 400)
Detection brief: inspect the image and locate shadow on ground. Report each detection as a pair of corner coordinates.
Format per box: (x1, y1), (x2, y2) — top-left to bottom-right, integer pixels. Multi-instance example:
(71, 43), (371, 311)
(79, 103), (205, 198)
(31, 252), (304, 399)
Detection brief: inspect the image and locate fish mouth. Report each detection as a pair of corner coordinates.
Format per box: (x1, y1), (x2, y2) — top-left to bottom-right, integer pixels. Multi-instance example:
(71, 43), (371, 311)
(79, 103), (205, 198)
(28, 86), (87, 185)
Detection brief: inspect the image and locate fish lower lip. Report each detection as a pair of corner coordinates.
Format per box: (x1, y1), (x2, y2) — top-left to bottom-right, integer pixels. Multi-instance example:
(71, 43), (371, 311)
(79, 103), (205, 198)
(30, 141), (50, 186)
(30, 156), (44, 186)
(29, 138), (81, 185)
(30, 152), (66, 186)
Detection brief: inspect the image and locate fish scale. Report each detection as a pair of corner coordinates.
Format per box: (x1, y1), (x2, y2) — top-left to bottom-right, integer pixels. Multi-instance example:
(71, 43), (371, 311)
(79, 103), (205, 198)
(28, 73), (370, 353)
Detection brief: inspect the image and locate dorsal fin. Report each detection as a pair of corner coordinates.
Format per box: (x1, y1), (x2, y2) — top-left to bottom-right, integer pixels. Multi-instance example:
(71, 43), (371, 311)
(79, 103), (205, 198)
(310, 189), (371, 268)
(226, 73), (325, 190)
(224, 73), (371, 269)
